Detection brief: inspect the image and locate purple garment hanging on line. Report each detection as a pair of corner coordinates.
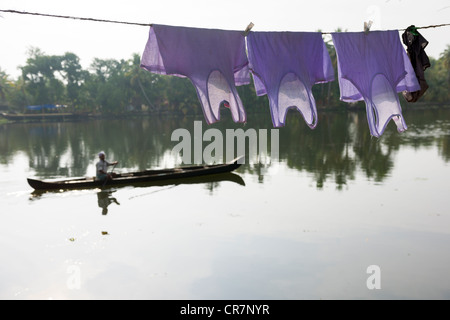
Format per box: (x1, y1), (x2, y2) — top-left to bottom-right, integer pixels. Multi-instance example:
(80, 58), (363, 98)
(140, 24), (250, 124)
(247, 31), (334, 128)
(331, 30), (420, 137)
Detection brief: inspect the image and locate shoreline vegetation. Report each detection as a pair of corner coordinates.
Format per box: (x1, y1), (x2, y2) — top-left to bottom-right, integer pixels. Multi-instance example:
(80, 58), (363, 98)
(1, 103), (449, 126)
(1, 43), (449, 121)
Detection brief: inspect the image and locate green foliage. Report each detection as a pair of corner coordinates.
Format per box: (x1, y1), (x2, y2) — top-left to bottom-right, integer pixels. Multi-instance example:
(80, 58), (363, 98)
(0, 68), (10, 103)
(1, 44), (449, 114)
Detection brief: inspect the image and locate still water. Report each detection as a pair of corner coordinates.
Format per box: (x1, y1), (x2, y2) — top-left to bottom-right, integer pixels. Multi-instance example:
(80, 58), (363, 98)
(0, 107), (449, 300)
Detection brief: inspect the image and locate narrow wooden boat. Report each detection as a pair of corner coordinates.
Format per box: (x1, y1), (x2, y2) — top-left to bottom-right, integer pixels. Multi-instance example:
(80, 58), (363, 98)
(27, 157), (243, 191)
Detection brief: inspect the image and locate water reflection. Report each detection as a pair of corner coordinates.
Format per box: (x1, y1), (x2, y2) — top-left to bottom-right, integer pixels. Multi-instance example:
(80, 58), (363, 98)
(28, 172), (246, 217)
(97, 190), (120, 215)
(1, 108), (449, 189)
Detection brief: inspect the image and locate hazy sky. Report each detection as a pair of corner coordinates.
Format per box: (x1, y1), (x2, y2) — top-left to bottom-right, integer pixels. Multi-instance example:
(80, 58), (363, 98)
(1, 0), (449, 78)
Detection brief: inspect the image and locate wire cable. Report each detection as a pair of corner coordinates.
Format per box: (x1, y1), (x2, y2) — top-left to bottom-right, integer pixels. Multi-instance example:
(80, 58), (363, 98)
(1, 8), (450, 33)
(0, 9), (152, 27)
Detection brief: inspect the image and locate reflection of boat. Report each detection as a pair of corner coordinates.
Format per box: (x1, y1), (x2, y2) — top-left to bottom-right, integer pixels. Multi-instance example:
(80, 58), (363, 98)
(27, 157), (244, 191)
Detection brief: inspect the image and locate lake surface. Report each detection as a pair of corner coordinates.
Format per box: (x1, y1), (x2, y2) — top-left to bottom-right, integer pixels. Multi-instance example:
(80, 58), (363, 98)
(0, 107), (449, 300)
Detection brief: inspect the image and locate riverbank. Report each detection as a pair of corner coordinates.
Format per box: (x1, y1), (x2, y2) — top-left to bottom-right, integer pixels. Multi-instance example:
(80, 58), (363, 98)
(1, 102), (449, 125)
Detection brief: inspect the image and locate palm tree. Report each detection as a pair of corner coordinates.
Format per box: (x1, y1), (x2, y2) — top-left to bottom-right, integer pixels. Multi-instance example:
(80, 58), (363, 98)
(126, 53), (170, 113)
(0, 68), (10, 104)
(441, 45), (450, 82)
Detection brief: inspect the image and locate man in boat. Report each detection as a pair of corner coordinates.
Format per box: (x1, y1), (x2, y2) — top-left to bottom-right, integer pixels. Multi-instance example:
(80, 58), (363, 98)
(96, 151), (119, 181)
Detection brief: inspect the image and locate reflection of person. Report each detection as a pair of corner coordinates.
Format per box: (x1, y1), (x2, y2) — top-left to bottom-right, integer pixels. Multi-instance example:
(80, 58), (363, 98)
(96, 151), (118, 181)
(97, 191), (120, 215)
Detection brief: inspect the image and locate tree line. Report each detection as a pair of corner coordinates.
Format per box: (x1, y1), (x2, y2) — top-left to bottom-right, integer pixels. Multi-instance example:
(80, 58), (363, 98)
(1, 43), (449, 115)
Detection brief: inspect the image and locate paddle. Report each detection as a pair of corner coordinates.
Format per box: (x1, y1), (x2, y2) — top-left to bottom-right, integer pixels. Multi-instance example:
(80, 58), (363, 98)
(102, 162), (118, 187)
(110, 162), (118, 175)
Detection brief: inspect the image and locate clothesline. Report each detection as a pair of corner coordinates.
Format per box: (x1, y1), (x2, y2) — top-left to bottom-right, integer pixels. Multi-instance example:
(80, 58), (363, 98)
(0, 9), (151, 27)
(321, 22), (450, 34)
(1, 9), (450, 34)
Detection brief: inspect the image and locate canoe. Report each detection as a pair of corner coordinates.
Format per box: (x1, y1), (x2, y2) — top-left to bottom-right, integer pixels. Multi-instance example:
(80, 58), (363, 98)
(27, 157), (243, 191)
(30, 172), (245, 199)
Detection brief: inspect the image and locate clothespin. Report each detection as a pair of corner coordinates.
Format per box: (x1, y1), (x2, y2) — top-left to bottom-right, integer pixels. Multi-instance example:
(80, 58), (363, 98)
(364, 20), (373, 34)
(243, 22), (254, 36)
(407, 25), (419, 36)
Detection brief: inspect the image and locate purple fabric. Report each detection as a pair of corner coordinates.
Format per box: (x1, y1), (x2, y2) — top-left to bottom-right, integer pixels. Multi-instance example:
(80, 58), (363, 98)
(140, 24), (250, 124)
(331, 31), (420, 137)
(247, 32), (334, 128)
